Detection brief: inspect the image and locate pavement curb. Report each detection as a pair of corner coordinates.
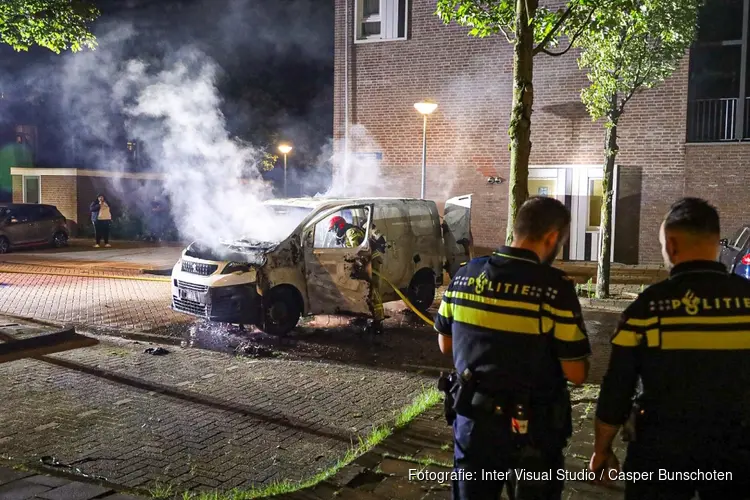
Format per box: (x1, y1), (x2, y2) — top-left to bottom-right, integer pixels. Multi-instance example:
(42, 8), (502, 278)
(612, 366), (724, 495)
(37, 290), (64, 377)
(0, 459), (149, 499)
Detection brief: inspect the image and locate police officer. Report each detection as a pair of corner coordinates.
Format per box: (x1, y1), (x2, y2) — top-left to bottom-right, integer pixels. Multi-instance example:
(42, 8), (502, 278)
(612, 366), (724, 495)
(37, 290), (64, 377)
(435, 196), (591, 500)
(591, 197), (750, 499)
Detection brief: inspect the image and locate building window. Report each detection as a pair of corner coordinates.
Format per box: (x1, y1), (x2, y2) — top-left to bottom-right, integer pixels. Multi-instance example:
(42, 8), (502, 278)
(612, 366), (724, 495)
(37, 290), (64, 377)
(687, 0), (750, 142)
(588, 179), (603, 229)
(355, 0), (407, 42)
(23, 176), (40, 204)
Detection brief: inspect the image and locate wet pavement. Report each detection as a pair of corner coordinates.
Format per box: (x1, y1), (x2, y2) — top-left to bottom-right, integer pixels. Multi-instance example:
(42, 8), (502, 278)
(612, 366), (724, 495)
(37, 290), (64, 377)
(0, 262), (621, 383)
(179, 307), (619, 384)
(0, 239), (182, 272)
(0, 261), (624, 499)
(0, 317), (432, 494)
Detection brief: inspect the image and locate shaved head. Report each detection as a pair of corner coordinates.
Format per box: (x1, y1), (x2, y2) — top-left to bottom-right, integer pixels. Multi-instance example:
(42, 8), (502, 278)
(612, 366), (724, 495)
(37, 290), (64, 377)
(660, 198), (720, 268)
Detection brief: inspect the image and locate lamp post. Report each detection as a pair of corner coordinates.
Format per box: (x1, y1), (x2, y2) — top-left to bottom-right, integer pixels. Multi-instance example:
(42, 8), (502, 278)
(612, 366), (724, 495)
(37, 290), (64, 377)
(278, 143), (293, 197)
(414, 101), (438, 199)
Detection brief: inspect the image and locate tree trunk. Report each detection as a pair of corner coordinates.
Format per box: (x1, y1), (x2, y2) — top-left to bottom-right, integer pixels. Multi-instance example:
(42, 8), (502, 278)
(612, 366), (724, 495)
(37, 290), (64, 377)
(595, 117), (619, 299)
(505, 0), (536, 244)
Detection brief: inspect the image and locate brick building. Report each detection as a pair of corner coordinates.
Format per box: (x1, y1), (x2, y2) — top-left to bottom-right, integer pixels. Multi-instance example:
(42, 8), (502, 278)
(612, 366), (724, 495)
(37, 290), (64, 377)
(333, 0), (750, 264)
(9, 167), (167, 236)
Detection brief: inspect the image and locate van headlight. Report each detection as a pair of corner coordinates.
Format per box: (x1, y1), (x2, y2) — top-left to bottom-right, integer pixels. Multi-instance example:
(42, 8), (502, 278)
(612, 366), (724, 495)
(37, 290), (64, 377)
(222, 262), (251, 274)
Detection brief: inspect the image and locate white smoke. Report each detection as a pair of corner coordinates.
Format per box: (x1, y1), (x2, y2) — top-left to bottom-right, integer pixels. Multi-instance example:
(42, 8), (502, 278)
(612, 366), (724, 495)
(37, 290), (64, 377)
(50, 26), (309, 245)
(117, 49), (283, 243)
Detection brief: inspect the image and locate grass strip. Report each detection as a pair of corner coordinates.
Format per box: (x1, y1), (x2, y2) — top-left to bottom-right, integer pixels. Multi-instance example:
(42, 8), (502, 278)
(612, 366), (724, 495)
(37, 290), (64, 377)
(155, 386), (442, 500)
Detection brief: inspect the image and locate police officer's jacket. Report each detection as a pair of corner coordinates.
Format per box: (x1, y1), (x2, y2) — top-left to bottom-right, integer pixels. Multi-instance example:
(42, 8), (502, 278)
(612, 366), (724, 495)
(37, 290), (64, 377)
(597, 260), (750, 437)
(435, 247), (591, 400)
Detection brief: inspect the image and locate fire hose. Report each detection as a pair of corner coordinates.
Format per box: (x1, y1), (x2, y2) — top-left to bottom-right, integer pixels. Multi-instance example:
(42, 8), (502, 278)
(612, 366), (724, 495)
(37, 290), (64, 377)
(372, 269), (435, 328)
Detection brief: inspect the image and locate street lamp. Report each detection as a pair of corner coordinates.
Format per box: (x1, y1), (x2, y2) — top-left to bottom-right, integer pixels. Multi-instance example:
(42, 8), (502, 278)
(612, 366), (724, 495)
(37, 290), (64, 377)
(278, 143), (293, 197)
(414, 101), (438, 199)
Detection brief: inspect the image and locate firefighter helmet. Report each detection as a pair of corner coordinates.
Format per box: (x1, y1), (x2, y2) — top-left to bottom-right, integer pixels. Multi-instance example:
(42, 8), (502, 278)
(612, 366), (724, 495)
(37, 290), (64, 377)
(329, 216), (346, 232)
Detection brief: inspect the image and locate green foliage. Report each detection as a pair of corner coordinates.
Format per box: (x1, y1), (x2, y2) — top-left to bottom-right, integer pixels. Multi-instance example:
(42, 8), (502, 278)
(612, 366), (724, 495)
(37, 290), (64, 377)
(574, 0), (699, 124)
(0, 0), (99, 53)
(259, 152), (278, 172)
(435, 0), (602, 53)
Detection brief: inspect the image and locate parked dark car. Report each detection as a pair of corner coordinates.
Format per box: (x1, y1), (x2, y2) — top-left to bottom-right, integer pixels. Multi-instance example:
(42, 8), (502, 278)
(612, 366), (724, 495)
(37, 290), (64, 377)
(720, 225), (750, 278)
(0, 204), (69, 254)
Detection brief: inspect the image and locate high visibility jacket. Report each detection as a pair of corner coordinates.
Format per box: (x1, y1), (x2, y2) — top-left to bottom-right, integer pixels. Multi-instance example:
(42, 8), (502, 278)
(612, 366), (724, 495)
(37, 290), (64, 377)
(343, 226), (366, 248)
(597, 260), (750, 440)
(435, 246), (590, 397)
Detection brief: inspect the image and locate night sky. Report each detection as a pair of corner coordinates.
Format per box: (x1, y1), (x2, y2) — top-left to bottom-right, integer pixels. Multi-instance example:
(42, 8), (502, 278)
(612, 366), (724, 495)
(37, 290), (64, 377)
(0, 0), (334, 188)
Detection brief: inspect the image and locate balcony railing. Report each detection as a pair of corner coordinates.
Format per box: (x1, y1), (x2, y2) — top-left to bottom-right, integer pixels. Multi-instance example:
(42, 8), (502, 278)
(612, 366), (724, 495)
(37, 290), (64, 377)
(687, 98), (737, 142)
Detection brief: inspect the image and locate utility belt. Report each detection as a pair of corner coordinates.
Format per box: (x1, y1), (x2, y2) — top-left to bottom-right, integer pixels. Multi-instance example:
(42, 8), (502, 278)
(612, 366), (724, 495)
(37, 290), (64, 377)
(621, 403), (750, 444)
(438, 369), (572, 441)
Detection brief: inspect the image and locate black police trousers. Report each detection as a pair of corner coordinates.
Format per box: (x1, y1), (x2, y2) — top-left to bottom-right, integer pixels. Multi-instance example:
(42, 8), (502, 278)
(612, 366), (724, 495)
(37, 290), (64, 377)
(452, 414), (565, 500)
(624, 436), (750, 500)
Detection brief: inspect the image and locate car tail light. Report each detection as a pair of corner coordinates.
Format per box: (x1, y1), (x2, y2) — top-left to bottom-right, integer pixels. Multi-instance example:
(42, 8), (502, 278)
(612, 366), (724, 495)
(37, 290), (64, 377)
(741, 254), (750, 266)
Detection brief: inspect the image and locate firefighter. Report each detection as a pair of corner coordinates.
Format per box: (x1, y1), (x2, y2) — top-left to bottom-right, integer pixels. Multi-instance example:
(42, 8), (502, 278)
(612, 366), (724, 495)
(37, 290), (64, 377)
(435, 196), (591, 500)
(591, 197), (750, 499)
(328, 216), (386, 334)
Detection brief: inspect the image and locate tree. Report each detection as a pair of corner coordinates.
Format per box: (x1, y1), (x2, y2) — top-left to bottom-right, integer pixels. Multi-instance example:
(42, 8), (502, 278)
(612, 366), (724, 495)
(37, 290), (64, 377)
(436, 0), (602, 243)
(573, 0), (699, 298)
(0, 0), (99, 53)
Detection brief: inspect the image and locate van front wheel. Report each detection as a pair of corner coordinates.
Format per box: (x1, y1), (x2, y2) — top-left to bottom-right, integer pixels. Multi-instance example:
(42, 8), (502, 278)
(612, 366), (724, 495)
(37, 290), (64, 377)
(260, 286), (302, 336)
(407, 270), (437, 313)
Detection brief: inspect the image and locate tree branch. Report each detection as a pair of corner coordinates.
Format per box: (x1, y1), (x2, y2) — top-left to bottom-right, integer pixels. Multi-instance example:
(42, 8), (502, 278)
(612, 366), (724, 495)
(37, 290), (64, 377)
(535, 5), (595, 57)
(532, 4), (574, 55)
(498, 24), (514, 43)
(617, 61), (650, 113)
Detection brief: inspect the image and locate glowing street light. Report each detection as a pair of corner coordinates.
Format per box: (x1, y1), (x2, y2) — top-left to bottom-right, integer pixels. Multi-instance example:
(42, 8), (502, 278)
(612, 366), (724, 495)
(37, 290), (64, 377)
(278, 143), (293, 197)
(414, 101), (438, 199)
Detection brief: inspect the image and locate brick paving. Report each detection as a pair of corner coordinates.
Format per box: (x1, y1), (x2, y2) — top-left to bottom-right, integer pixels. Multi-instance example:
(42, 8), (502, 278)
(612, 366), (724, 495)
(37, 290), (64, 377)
(0, 466), (145, 500)
(274, 390), (627, 500)
(0, 319), (431, 494)
(0, 269), (184, 333)
(0, 256), (632, 498)
(0, 240), (182, 272)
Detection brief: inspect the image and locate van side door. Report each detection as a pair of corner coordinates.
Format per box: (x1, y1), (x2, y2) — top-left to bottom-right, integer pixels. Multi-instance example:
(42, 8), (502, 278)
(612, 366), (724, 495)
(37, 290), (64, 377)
(442, 195), (473, 277)
(303, 204), (373, 316)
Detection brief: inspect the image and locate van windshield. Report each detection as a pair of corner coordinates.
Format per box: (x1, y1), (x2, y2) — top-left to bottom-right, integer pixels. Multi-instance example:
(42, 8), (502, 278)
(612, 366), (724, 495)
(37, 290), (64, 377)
(232, 204), (314, 245)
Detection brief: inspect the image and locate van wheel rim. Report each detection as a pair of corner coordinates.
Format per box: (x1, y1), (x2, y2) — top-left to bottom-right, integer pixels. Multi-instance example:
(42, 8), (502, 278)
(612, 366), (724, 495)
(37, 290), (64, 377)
(268, 303), (289, 325)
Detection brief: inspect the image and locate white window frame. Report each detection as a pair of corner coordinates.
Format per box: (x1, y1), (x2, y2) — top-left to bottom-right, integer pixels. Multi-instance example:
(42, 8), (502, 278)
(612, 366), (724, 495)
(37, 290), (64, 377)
(355, 0), (408, 43)
(22, 175), (41, 204)
(732, 227), (750, 249)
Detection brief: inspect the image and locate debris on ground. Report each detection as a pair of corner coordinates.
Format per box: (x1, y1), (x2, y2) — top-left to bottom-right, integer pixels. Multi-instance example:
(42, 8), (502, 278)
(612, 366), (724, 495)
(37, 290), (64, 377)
(235, 343), (278, 358)
(143, 347), (170, 356)
(40, 456), (108, 481)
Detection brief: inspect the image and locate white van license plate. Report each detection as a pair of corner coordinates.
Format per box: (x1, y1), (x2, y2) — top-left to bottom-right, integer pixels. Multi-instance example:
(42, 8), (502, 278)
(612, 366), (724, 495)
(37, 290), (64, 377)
(179, 289), (205, 303)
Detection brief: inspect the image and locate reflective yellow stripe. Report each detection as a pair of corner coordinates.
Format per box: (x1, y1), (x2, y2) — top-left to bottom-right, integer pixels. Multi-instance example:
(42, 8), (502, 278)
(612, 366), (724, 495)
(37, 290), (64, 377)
(542, 316), (554, 334)
(555, 323), (586, 342)
(542, 304), (574, 319)
(661, 315), (750, 325)
(492, 252), (539, 264)
(661, 331), (750, 350)
(438, 300), (453, 319)
(452, 304), (540, 335)
(625, 317), (659, 328)
(646, 329), (659, 347)
(612, 329), (642, 347)
(444, 291), (540, 313)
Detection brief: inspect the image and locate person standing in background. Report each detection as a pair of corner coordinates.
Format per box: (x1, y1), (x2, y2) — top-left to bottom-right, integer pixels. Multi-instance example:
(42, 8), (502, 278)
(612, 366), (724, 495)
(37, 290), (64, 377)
(89, 194), (113, 248)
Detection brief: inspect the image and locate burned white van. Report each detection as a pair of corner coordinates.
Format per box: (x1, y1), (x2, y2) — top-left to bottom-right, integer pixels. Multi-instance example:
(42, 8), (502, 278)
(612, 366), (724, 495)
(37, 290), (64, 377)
(171, 196), (472, 335)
